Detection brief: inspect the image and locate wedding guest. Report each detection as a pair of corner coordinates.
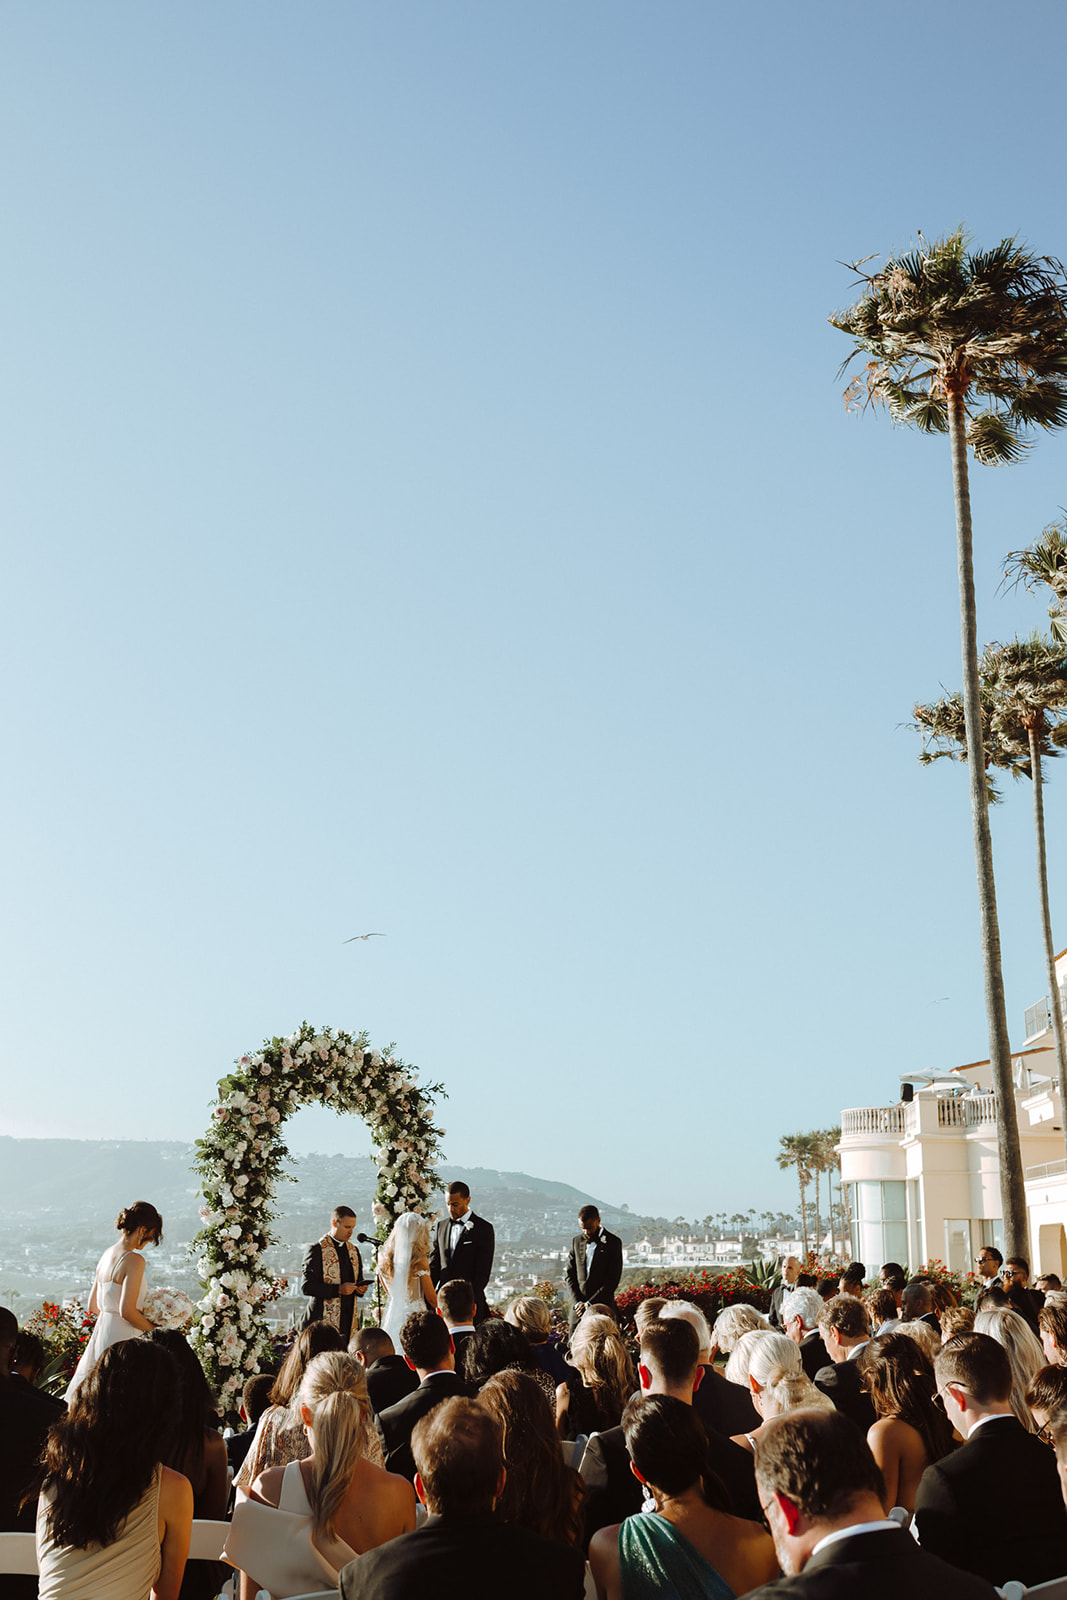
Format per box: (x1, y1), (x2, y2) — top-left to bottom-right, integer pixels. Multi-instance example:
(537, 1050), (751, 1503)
(940, 1307), (975, 1342)
(11, 1330), (47, 1386)
(659, 1300), (760, 1437)
(973, 1304), (1044, 1430)
(838, 1262), (866, 1298)
(815, 1277), (838, 1302)
(729, 1332), (833, 1454)
(36, 1340), (193, 1600)
(1038, 1273), (1063, 1295)
(779, 1286), (828, 1382)
(901, 1281), (940, 1331)
(226, 1374), (274, 1475)
(65, 1201), (164, 1401)
(590, 1395), (778, 1600)
(915, 1333), (1067, 1585)
(813, 1294), (876, 1429)
(865, 1288), (901, 1337)
(857, 1332), (955, 1513)
(505, 1295), (569, 1386)
(1000, 1257), (1042, 1334)
(565, 1206), (623, 1327)
(769, 1258), (814, 1328)
(479, 1370), (584, 1546)
(300, 1206), (368, 1346)
(1, 1306), (62, 1600)
(235, 1320), (348, 1490)
(437, 1278), (477, 1367)
(339, 1397), (585, 1599)
(557, 1313), (634, 1441)
(633, 1296), (668, 1335)
(429, 1182), (495, 1323)
(463, 1316), (556, 1408)
(231, 1351), (416, 1600)
(896, 1317), (942, 1364)
(148, 1330), (228, 1600)
(1039, 1301), (1067, 1366)
(1026, 1364), (1067, 1437)
(711, 1303), (769, 1358)
(352, 1327), (418, 1415)
(974, 1245), (1003, 1289)
(724, 1328), (767, 1392)
(376, 1311), (467, 1481)
(746, 1408), (997, 1600)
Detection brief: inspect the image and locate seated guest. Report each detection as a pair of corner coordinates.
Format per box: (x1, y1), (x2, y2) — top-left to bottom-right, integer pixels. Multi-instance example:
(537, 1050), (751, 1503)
(724, 1328), (768, 1391)
(339, 1396), (585, 1599)
(227, 1373), (275, 1476)
(857, 1332), (955, 1513)
(36, 1340), (193, 1600)
(880, 1261), (905, 1287)
(914, 1332), (1067, 1586)
(815, 1277), (838, 1302)
(479, 1370), (583, 1546)
(814, 1294), (876, 1429)
(1040, 1301), (1067, 1368)
(377, 1311), (467, 1481)
(710, 1303), (769, 1358)
(973, 1305), (1044, 1430)
(940, 1306), (975, 1342)
(745, 1408), (997, 1600)
(901, 1280), (940, 1332)
(353, 1327), (418, 1414)
(633, 1296), (667, 1335)
(463, 1317), (555, 1409)
(838, 1262), (866, 1298)
(148, 1330), (228, 1600)
(729, 1332), (833, 1453)
(659, 1300), (760, 1436)
(235, 1319), (348, 1489)
(1026, 1364), (1067, 1438)
(1, 1307), (64, 1600)
(231, 1351), (416, 1600)
(557, 1313), (634, 1441)
(11, 1330), (48, 1387)
(505, 1295), (570, 1386)
(895, 1317), (941, 1365)
(589, 1395), (778, 1600)
(1038, 1272), (1063, 1296)
(865, 1287), (901, 1338)
(779, 1287), (827, 1382)
(438, 1278), (477, 1367)
(579, 1315), (763, 1544)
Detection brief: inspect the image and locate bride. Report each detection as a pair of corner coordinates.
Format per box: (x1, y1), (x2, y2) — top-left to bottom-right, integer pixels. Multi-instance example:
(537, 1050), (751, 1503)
(378, 1213), (437, 1345)
(65, 1201), (163, 1402)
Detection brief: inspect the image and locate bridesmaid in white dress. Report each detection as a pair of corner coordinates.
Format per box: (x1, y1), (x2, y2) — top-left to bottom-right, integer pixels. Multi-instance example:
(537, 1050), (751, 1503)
(378, 1213), (438, 1345)
(65, 1202), (163, 1402)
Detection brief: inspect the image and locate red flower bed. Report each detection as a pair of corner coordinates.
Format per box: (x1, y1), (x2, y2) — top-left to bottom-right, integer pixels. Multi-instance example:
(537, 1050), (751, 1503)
(615, 1269), (770, 1332)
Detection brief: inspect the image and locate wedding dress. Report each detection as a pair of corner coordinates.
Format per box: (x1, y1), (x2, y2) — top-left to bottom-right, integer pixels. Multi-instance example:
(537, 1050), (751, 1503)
(381, 1215), (432, 1346)
(65, 1250), (147, 1402)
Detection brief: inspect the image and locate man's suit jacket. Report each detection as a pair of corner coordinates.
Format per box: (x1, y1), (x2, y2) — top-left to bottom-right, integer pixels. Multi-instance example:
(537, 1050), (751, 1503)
(799, 1332), (825, 1382)
(693, 1364), (760, 1438)
(429, 1214), (495, 1320)
(565, 1229), (624, 1320)
(745, 1526), (998, 1600)
(769, 1276), (816, 1328)
(376, 1370), (468, 1481)
(813, 1357), (876, 1431)
(578, 1414), (762, 1547)
(365, 1353), (419, 1416)
(914, 1413), (1067, 1587)
(339, 1511), (585, 1600)
(299, 1236), (365, 1335)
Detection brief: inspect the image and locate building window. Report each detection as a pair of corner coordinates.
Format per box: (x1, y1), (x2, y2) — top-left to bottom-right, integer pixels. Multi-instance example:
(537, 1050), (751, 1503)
(944, 1219), (971, 1275)
(849, 1181), (907, 1271)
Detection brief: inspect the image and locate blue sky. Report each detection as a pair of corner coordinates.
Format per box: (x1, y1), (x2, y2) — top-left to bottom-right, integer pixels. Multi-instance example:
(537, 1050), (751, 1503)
(4, 1), (1067, 1219)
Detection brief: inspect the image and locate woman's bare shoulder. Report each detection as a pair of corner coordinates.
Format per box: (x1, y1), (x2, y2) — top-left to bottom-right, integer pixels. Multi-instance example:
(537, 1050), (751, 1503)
(159, 1467), (193, 1516)
(252, 1465), (285, 1506)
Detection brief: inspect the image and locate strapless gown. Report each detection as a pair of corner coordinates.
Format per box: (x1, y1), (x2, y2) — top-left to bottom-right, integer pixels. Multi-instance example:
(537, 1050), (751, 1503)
(37, 1464), (162, 1599)
(65, 1253), (147, 1402)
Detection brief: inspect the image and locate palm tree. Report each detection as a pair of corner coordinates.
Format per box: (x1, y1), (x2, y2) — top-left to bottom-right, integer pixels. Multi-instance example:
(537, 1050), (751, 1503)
(777, 1132), (815, 1259)
(1006, 519), (1067, 645)
(913, 634), (1067, 1157)
(831, 232), (1067, 1254)
(805, 1132), (824, 1260)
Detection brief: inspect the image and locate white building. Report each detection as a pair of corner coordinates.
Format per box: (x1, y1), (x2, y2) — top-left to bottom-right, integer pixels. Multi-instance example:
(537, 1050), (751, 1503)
(839, 954), (1067, 1276)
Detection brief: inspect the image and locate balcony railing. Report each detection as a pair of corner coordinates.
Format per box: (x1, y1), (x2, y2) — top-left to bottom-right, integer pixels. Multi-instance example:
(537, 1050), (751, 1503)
(1026, 1159), (1067, 1182)
(842, 1093), (998, 1141)
(841, 1106), (905, 1137)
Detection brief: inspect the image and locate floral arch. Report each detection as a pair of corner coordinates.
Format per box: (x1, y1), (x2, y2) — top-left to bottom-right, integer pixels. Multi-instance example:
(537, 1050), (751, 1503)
(191, 1022), (443, 1414)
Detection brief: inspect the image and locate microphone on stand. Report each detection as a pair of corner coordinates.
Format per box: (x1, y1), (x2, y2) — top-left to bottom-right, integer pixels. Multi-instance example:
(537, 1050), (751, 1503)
(356, 1233), (380, 1246)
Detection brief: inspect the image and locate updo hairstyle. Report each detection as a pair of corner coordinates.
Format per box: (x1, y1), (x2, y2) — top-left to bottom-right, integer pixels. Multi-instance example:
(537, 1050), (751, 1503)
(115, 1202), (163, 1244)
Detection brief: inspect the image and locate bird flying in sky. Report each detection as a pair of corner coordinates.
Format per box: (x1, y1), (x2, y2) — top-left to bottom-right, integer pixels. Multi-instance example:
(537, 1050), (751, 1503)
(343, 932), (385, 943)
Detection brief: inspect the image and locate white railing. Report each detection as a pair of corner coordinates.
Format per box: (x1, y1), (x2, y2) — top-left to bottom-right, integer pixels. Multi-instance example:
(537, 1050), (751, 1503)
(966, 1091), (997, 1127)
(937, 1098), (967, 1128)
(841, 1106), (905, 1137)
(1026, 1159), (1067, 1182)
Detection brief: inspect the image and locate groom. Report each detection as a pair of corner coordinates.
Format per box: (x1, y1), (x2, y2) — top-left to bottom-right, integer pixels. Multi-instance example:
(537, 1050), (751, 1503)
(430, 1181), (495, 1323)
(300, 1205), (368, 1342)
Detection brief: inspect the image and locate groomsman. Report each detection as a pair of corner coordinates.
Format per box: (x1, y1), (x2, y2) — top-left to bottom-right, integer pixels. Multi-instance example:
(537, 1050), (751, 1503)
(566, 1206), (623, 1327)
(430, 1182), (496, 1322)
(300, 1205), (368, 1342)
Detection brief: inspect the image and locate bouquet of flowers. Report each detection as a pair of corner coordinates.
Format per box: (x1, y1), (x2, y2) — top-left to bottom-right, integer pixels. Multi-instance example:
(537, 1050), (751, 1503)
(142, 1286), (197, 1331)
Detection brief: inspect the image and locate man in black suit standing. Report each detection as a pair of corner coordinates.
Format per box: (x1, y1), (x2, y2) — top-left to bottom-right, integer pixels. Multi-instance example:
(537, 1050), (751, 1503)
(746, 1408), (997, 1600)
(813, 1295), (876, 1430)
(565, 1205), (624, 1327)
(299, 1204), (368, 1343)
(915, 1333), (1067, 1587)
(340, 1396), (585, 1600)
(376, 1311), (468, 1481)
(429, 1181), (495, 1323)
(352, 1327), (418, 1416)
(769, 1257), (815, 1328)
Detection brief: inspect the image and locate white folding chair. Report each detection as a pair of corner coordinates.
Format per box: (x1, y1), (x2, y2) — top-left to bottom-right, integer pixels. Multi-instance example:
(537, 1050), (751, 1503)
(1001, 1582), (1067, 1600)
(188, 1518), (233, 1560)
(0, 1532), (38, 1574)
(887, 1505), (911, 1529)
(583, 1561), (598, 1598)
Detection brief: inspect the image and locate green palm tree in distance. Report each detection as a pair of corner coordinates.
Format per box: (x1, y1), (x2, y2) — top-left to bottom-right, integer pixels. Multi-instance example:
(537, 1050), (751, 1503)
(777, 1132), (814, 1260)
(912, 634), (1067, 1159)
(831, 231), (1067, 1253)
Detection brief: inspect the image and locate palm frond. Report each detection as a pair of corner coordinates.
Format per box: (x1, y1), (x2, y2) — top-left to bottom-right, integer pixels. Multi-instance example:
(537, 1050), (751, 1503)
(967, 411), (1030, 464)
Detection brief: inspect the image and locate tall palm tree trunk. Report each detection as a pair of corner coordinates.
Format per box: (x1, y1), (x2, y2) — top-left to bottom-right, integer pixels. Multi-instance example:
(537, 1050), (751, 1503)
(797, 1163), (809, 1259)
(948, 387), (1029, 1253)
(1027, 724), (1067, 1160)
(813, 1162), (822, 1262)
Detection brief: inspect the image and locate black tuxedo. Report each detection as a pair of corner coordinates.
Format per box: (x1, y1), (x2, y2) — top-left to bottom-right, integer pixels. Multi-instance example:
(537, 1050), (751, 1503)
(799, 1332), (825, 1382)
(769, 1276), (816, 1328)
(365, 1353), (419, 1416)
(339, 1511), (584, 1600)
(565, 1228), (624, 1324)
(578, 1414), (761, 1547)
(746, 1526), (998, 1600)
(430, 1213), (495, 1321)
(693, 1364), (759, 1437)
(914, 1413), (1067, 1586)
(299, 1235), (366, 1340)
(376, 1370), (468, 1481)
(813, 1357), (876, 1431)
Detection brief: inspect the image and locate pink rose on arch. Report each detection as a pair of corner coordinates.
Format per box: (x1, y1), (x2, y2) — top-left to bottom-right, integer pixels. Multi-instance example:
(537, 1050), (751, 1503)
(260, 1065), (271, 1076)
(214, 1108), (228, 1121)
(268, 1109), (280, 1123)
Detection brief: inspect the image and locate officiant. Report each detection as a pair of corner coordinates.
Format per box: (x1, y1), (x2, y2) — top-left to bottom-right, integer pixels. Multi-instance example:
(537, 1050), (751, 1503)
(300, 1204), (368, 1341)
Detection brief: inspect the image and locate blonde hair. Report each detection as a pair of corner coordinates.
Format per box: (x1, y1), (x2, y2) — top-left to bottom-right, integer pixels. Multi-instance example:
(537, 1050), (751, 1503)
(724, 1327), (769, 1388)
(745, 1331), (833, 1417)
(896, 1319), (941, 1364)
(379, 1213), (432, 1299)
(506, 1296), (551, 1341)
(296, 1352), (372, 1539)
(712, 1303), (769, 1354)
(568, 1314), (635, 1422)
(634, 1297), (668, 1334)
(974, 1306), (1045, 1431)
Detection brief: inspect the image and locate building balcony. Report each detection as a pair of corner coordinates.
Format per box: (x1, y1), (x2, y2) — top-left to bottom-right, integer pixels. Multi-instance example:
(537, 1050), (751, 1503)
(841, 1093), (997, 1143)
